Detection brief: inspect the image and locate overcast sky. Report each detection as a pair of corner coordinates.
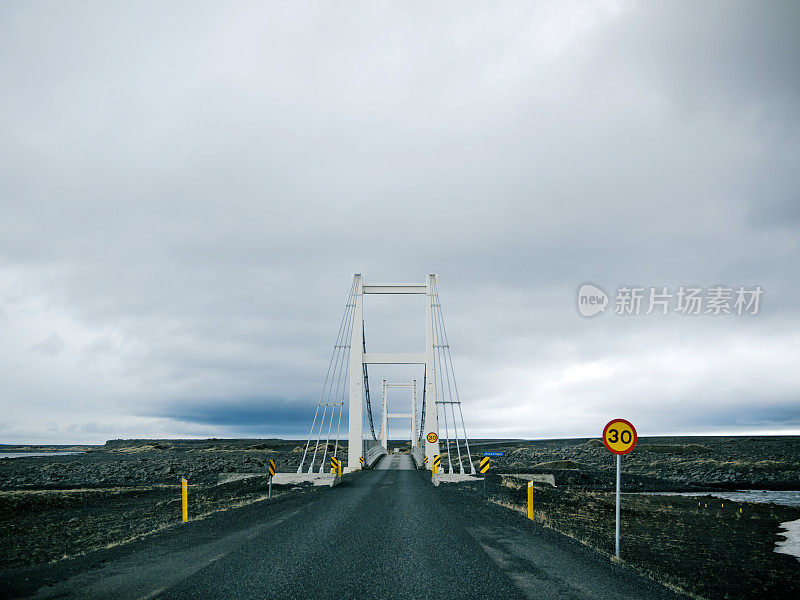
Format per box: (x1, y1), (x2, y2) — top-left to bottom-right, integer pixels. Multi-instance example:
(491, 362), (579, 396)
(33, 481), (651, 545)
(1, 1), (799, 444)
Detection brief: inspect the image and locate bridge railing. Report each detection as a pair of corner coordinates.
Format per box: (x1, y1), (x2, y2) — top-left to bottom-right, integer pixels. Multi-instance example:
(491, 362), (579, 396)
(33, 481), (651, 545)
(364, 444), (388, 468)
(410, 446), (424, 469)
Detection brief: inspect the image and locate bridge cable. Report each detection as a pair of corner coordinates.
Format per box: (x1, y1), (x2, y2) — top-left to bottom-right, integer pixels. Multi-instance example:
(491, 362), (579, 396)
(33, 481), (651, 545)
(436, 279), (471, 473)
(333, 393), (344, 461)
(298, 279), (355, 472)
(433, 279), (475, 474)
(309, 286), (354, 471)
(431, 293), (454, 473)
(318, 286), (357, 472)
(362, 323), (377, 441)
(433, 291), (464, 473)
(418, 366), (426, 446)
(441, 291), (464, 473)
(299, 279), (357, 473)
(297, 404), (322, 474)
(327, 313), (352, 470)
(439, 345), (454, 473)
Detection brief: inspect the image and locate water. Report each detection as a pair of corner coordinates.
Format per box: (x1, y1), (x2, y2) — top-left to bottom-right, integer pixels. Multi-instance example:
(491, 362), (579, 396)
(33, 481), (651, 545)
(776, 519), (800, 562)
(639, 490), (800, 507)
(0, 452), (85, 459)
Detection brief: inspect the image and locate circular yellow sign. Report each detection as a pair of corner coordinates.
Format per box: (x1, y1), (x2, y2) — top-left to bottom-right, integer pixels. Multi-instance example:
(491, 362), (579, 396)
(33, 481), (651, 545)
(426, 432), (438, 444)
(602, 419), (637, 455)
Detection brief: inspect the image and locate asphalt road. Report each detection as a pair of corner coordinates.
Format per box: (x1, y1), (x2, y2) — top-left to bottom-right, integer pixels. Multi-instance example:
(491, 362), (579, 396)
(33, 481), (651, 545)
(9, 456), (688, 600)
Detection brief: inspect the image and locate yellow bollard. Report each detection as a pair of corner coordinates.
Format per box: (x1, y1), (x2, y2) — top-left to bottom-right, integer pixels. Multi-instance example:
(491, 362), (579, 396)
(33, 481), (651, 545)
(527, 481), (534, 521)
(181, 478), (188, 523)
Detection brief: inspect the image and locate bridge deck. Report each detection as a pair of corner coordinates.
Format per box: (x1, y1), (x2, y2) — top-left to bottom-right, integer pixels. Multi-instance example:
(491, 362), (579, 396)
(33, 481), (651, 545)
(372, 453), (415, 470)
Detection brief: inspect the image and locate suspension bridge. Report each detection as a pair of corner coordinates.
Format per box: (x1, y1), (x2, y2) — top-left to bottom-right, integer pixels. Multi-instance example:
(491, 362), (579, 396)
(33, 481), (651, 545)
(7, 275), (688, 599)
(297, 273), (476, 476)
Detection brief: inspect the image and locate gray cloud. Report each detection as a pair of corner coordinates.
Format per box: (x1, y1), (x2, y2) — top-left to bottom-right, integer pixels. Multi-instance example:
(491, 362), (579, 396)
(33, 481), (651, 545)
(0, 1), (799, 443)
(30, 332), (65, 357)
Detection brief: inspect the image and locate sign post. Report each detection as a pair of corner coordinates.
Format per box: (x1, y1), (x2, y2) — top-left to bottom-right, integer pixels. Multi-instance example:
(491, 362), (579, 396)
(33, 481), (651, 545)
(268, 459), (276, 499)
(615, 453), (620, 556)
(602, 418), (637, 559)
(479, 457), (490, 496)
(432, 454), (441, 479)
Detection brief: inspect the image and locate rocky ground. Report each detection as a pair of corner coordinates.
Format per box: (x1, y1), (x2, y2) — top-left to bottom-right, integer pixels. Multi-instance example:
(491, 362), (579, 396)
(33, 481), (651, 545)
(3, 436), (797, 493)
(0, 439), (337, 569)
(1, 435), (798, 599)
(0, 439), (323, 489)
(444, 436), (800, 491)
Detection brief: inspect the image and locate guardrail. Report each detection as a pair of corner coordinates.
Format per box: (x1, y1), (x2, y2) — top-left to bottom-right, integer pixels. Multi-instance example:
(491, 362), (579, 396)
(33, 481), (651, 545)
(364, 445), (388, 468)
(410, 446), (424, 469)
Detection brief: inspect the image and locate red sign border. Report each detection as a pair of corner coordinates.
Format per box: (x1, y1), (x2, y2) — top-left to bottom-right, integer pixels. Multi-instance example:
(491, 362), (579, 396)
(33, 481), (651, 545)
(426, 432), (438, 444)
(602, 418), (637, 455)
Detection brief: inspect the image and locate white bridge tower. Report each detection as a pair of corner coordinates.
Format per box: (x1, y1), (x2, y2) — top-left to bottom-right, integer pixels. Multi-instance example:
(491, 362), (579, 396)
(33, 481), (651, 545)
(379, 379), (418, 451)
(298, 274), (474, 475)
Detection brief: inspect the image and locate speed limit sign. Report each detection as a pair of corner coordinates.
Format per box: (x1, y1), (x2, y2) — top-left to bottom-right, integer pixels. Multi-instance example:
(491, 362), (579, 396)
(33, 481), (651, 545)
(602, 418), (637, 455)
(602, 417), (637, 559)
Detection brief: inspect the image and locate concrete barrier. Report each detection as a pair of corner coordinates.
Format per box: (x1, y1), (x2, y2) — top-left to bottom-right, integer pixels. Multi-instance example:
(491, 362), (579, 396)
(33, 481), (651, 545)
(217, 472), (340, 487)
(432, 473), (481, 486)
(499, 473), (557, 487)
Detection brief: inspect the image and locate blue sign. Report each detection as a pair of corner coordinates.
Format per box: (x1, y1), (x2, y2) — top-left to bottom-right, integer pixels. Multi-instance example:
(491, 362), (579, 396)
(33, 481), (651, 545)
(483, 451), (504, 457)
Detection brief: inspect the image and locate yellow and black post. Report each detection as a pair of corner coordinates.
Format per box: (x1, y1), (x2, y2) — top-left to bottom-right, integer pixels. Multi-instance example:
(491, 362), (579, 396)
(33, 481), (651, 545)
(359, 456), (364, 469)
(432, 454), (441, 479)
(527, 480), (534, 521)
(480, 457), (490, 496)
(424, 456), (429, 467)
(181, 477), (188, 523)
(331, 456), (341, 478)
(268, 459), (276, 499)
